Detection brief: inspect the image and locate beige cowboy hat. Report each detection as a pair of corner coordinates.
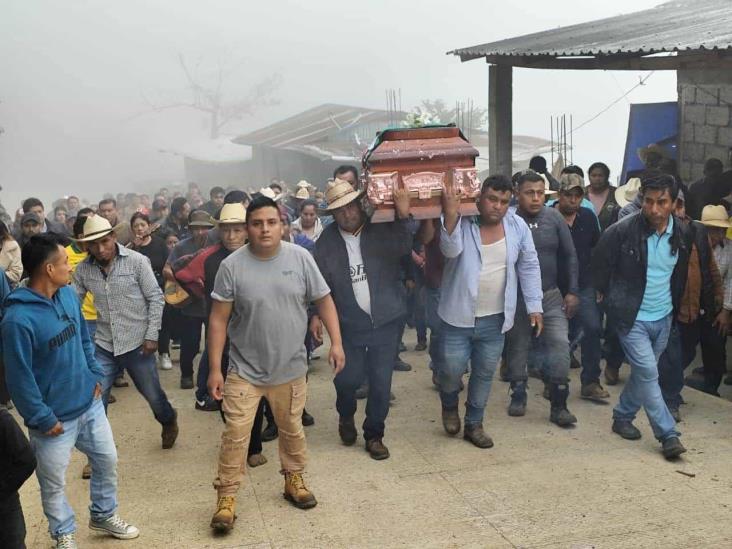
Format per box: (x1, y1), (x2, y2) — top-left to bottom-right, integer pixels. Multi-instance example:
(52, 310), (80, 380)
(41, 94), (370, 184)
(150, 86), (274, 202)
(614, 177), (642, 207)
(295, 187), (310, 200)
(699, 205), (732, 229)
(637, 143), (669, 165)
(73, 215), (122, 242)
(258, 187), (282, 202)
(215, 203), (247, 224)
(323, 178), (364, 211)
(296, 179), (311, 189)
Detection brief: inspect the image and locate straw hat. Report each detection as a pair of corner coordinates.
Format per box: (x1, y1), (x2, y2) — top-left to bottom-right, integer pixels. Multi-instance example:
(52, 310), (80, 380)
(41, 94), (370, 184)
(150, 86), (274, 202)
(699, 205), (732, 229)
(296, 180), (311, 189)
(323, 178), (364, 211)
(295, 187), (310, 200)
(216, 203), (247, 225)
(614, 178), (642, 207)
(258, 187), (282, 202)
(637, 143), (669, 165)
(73, 215), (122, 242)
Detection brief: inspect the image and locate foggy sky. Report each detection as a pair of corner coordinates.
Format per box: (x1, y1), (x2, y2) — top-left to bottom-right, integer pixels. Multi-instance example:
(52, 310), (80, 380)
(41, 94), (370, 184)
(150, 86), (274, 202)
(0, 0), (676, 211)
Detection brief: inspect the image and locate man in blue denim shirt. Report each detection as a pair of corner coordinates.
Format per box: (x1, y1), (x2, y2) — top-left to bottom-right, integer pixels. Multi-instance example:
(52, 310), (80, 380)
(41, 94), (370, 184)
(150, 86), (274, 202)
(437, 175), (543, 448)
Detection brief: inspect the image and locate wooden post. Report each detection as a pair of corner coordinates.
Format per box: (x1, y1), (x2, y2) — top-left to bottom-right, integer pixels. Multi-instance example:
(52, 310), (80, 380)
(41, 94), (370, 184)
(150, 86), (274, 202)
(488, 64), (513, 176)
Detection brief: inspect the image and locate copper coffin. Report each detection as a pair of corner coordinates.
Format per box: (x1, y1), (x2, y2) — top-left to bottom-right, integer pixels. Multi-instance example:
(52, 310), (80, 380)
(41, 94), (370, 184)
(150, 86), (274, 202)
(362, 126), (480, 222)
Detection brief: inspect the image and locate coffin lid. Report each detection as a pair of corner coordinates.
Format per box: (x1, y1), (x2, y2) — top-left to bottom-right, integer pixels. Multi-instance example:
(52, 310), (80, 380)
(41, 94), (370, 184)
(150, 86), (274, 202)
(363, 124), (479, 168)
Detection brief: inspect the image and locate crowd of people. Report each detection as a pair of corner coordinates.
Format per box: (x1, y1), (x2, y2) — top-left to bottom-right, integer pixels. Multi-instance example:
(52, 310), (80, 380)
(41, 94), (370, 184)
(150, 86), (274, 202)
(0, 150), (731, 548)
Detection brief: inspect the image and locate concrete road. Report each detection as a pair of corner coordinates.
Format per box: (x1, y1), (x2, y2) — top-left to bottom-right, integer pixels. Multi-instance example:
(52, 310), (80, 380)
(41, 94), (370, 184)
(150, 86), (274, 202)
(17, 331), (732, 548)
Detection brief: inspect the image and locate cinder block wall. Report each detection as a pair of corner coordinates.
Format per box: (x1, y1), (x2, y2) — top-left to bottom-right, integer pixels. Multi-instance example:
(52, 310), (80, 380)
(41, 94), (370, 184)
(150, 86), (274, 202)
(678, 68), (732, 183)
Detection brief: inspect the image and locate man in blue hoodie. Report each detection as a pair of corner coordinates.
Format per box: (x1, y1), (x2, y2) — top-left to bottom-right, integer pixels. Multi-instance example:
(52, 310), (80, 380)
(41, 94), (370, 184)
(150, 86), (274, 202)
(1, 234), (139, 548)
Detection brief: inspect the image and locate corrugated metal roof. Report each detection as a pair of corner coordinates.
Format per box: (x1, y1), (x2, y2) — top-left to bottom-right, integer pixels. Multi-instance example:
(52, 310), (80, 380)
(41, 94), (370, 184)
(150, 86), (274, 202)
(232, 103), (401, 148)
(449, 0), (732, 61)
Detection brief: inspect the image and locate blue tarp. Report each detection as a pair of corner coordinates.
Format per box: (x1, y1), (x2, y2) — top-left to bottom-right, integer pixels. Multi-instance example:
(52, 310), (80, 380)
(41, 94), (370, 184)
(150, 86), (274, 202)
(620, 101), (678, 184)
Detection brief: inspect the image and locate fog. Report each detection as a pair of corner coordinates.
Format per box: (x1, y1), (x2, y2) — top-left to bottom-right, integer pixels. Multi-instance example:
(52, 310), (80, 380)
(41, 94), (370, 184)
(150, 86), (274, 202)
(0, 0), (676, 211)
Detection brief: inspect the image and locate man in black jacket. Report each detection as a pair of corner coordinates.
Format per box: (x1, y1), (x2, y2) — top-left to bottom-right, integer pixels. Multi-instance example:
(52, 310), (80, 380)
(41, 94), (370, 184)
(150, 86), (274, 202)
(312, 177), (411, 460)
(593, 173), (693, 459)
(0, 405), (36, 549)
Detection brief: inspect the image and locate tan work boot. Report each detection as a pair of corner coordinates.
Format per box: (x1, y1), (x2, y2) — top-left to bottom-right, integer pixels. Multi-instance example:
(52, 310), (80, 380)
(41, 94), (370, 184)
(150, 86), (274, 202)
(581, 382), (610, 402)
(441, 408), (461, 435)
(210, 496), (236, 532)
(283, 472), (317, 509)
(604, 366), (620, 386)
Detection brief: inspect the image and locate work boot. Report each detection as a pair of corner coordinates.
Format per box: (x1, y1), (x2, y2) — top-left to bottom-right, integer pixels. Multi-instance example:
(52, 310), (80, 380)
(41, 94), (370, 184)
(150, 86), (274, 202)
(498, 359), (509, 382)
(580, 382), (610, 402)
(441, 407), (460, 435)
(604, 366), (620, 386)
(661, 437), (686, 460)
(393, 358), (412, 371)
(283, 472), (318, 509)
(355, 383), (368, 400)
(55, 532), (78, 549)
(247, 453), (267, 467)
(161, 411), (179, 449)
(549, 383), (577, 427)
(301, 408), (315, 426)
(508, 381), (527, 417)
(463, 423), (494, 449)
(338, 416), (357, 446)
(612, 419), (641, 440)
(210, 495), (236, 531)
(542, 380), (550, 401)
(88, 514), (139, 539)
(261, 422), (278, 442)
(365, 438), (390, 460)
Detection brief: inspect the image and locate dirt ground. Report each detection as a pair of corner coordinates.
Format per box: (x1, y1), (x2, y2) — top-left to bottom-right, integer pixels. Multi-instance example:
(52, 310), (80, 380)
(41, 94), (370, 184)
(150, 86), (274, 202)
(16, 331), (732, 548)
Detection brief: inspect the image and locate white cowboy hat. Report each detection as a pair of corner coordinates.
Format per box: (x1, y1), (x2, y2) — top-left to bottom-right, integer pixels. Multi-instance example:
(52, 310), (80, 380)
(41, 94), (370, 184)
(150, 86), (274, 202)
(216, 203), (247, 225)
(295, 187), (310, 200)
(614, 178), (642, 207)
(699, 205), (732, 229)
(258, 187), (282, 202)
(73, 215), (122, 242)
(323, 178), (364, 211)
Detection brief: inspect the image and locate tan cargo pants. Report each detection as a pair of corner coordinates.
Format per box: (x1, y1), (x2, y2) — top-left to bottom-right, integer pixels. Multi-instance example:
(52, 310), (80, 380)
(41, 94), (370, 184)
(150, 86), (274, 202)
(213, 373), (307, 496)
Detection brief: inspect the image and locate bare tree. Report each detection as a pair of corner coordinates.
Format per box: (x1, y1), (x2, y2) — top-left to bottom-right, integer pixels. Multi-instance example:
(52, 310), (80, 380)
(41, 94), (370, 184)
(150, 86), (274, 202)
(419, 99), (487, 132)
(141, 53), (282, 139)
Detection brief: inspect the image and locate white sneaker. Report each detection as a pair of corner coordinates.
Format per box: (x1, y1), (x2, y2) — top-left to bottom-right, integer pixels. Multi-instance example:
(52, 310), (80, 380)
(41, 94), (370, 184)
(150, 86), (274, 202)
(56, 533), (78, 549)
(89, 514), (140, 539)
(159, 353), (173, 370)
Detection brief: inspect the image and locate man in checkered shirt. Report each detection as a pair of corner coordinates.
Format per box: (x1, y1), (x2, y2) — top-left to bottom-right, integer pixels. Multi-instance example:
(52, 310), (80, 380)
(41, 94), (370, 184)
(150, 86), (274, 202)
(73, 216), (179, 449)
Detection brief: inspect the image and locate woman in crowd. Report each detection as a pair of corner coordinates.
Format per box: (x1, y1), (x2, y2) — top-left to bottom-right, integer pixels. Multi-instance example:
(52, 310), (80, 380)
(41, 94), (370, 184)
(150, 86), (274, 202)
(0, 220), (22, 285)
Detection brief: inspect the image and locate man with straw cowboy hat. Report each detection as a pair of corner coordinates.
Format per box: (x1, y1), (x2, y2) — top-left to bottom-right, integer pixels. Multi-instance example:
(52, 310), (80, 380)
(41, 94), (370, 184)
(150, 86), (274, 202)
(72, 215), (179, 450)
(682, 205), (731, 396)
(312, 176), (411, 460)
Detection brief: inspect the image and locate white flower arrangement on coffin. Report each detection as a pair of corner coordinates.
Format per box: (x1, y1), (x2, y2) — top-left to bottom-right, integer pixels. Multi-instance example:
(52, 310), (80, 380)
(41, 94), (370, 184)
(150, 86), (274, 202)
(402, 107), (441, 128)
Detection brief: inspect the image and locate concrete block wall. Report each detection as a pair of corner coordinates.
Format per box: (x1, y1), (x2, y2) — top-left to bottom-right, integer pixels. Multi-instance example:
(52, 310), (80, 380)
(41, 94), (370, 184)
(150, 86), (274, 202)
(678, 68), (732, 183)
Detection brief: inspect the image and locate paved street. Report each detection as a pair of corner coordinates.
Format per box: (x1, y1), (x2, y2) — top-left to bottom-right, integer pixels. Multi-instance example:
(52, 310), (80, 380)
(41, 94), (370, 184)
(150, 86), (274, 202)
(18, 332), (732, 548)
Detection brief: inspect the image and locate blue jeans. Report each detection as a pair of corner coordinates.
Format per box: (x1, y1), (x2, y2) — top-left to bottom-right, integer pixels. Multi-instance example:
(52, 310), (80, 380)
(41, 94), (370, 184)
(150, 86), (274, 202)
(29, 398), (117, 538)
(439, 314), (505, 425)
(86, 319), (97, 340)
(96, 345), (176, 425)
(572, 286), (603, 385)
(615, 315), (679, 441)
(196, 347), (210, 402)
(424, 287), (442, 372)
(657, 322), (684, 409)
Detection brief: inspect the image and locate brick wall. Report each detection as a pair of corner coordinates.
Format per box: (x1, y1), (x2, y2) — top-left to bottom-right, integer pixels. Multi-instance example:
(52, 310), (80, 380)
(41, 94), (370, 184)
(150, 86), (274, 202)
(678, 68), (732, 182)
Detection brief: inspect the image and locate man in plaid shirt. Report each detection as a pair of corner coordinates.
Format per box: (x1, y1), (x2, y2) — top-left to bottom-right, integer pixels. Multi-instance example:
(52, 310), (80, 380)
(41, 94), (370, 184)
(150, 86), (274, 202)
(73, 216), (179, 449)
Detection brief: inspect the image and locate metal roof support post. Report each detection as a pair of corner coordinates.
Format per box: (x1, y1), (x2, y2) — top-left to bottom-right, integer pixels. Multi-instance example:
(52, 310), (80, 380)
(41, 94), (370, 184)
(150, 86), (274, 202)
(488, 64), (513, 176)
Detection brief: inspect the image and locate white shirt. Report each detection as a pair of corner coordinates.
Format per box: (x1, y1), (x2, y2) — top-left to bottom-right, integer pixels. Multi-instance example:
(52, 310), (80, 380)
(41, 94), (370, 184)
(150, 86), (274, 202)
(339, 229), (371, 316)
(475, 238), (507, 317)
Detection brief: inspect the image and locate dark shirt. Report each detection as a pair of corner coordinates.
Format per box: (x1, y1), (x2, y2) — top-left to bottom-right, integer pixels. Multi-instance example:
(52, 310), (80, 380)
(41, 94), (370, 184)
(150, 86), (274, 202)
(424, 231), (444, 289)
(168, 236), (207, 318)
(133, 235), (169, 289)
(201, 201), (220, 217)
(553, 205), (600, 291)
(687, 171), (732, 220)
(516, 206), (579, 295)
(161, 216), (191, 241)
(0, 407), (36, 499)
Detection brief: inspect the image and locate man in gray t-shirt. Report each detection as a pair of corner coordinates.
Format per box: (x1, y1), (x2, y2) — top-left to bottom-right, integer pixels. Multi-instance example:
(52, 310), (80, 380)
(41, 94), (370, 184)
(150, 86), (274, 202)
(207, 196), (345, 533)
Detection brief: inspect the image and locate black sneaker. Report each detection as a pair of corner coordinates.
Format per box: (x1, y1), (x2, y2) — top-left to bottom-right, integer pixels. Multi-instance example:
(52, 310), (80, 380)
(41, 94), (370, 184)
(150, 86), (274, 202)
(508, 382), (527, 417)
(301, 409), (315, 426)
(338, 417), (357, 445)
(180, 376), (194, 390)
(662, 437), (686, 460)
(612, 420), (641, 440)
(393, 359), (412, 372)
(261, 422), (279, 442)
(195, 397), (220, 412)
